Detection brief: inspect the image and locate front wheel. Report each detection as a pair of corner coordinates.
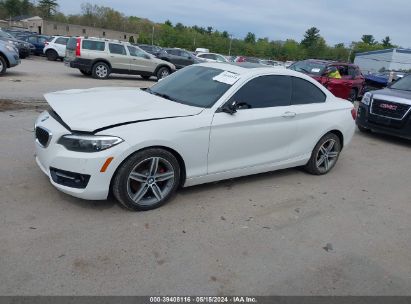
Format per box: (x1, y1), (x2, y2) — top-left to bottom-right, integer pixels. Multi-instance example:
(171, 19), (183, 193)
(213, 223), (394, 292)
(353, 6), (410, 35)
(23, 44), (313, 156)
(0, 56), (6, 75)
(112, 148), (181, 211)
(305, 133), (341, 175)
(92, 62), (110, 79)
(156, 66), (170, 80)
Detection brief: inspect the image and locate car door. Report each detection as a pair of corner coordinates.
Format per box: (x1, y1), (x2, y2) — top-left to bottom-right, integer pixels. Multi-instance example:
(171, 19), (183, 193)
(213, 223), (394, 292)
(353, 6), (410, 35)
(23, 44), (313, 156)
(325, 64), (352, 99)
(127, 45), (156, 73)
(166, 49), (183, 68)
(108, 43), (130, 72)
(54, 37), (68, 57)
(208, 75), (298, 174)
(349, 66), (365, 94)
(179, 50), (194, 66)
(286, 76), (329, 159)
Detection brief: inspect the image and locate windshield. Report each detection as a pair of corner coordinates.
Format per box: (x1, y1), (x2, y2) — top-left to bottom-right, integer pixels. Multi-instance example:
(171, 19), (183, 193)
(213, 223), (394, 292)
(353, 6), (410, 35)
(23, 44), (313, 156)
(289, 61), (326, 76)
(390, 75), (411, 91)
(0, 31), (14, 39)
(148, 66), (232, 108)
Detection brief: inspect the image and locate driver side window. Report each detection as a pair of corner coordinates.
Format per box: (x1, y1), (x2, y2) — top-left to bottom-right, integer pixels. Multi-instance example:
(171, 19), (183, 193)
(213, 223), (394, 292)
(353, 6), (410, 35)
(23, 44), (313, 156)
(127, 46), (148, 58)
(229, 75), (292, 109)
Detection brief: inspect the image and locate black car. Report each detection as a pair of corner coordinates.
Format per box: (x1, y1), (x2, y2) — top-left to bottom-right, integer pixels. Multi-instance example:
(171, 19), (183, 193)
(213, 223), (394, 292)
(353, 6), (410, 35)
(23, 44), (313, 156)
(0, 30), (32, 58)
(157, 48), (204, 69)
(137, 44), (163, 57)
(356, 74), (411, 140)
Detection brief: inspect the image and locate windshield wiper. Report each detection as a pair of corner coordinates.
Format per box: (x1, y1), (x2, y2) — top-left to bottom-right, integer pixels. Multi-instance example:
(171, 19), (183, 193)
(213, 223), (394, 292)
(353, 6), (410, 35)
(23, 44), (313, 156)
(145, 88), (178, 102)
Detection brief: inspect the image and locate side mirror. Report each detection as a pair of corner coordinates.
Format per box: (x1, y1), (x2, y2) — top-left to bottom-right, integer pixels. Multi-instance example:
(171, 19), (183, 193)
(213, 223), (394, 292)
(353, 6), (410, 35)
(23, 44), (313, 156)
(144, 54), (151, 59)
(221, 100), (238, 115)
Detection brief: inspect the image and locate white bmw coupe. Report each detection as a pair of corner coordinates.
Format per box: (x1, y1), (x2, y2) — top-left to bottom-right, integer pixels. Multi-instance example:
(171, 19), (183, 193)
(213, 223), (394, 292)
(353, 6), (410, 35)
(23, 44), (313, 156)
(34, 63), (356, 211)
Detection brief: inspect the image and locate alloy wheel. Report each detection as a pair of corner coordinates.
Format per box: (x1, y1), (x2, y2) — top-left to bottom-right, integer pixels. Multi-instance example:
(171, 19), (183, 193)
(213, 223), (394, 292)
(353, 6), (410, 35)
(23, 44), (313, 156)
(127, 157), (175, 206)
(315, 139), (339, 173)
(160, 69), (170, 78)
(96, 65), (108, 78)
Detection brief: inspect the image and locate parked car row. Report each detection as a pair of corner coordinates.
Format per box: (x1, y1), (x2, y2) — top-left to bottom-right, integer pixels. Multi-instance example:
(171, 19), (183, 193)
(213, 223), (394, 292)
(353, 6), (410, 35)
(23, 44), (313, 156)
(0, 29), (33, 59)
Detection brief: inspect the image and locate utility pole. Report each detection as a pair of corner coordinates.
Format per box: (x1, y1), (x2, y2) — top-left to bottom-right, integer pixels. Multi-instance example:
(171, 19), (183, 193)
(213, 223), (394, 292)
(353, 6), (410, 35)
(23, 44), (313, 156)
(229, 34), (233, 56)
(151, 25), (154, 45)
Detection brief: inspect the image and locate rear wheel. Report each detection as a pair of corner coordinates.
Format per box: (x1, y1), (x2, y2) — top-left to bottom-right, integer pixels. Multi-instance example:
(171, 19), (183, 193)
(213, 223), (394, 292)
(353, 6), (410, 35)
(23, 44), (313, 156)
(348, 88), (358, 102)
(112, 148), (181, 211)
(92, 62), (110, 79)
(156, 66), (170, 80)
(45, 49), (58, 61)
(305, 133), (341, 175)
(0, 56), (6, 75)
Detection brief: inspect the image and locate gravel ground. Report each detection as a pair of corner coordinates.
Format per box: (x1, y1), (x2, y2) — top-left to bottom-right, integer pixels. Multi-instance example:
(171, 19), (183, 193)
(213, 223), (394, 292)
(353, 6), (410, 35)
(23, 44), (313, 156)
(0, 109), (410, 295)
(0, 56), (153, 102)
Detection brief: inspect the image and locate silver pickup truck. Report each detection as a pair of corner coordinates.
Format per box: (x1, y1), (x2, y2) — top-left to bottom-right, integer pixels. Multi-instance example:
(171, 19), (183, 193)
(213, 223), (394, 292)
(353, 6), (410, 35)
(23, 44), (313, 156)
(356, 74), (411, 140)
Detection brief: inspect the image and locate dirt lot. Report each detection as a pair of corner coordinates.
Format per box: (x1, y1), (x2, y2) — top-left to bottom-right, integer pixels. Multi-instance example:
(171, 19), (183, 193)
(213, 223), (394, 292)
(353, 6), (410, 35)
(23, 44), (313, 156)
(0, 109), (410, 295)
(0, 56), (410, 296)
(0, 56), (153, 102)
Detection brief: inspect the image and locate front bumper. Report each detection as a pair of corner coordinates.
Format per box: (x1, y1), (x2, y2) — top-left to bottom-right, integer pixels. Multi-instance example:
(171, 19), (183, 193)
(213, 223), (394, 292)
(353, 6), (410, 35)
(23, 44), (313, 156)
(356, 103), (411, 140)
(34, 111), (129, 200)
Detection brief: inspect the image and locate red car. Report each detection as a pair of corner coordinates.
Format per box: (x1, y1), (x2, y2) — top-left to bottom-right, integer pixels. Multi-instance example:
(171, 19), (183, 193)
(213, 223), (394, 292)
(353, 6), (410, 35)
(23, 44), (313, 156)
(289, 59), (365, 101)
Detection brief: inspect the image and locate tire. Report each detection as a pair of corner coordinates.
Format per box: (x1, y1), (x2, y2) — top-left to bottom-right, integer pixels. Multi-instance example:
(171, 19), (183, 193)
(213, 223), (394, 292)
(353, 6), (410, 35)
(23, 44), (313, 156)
(156, 66), (171, 80)
(141, 75), (151, 80)
(112, 148), (181, 211)
(80, 69), (92, 76)
(357, 125), (370, 133)
(0, 56), (6, 75)
(305, 133), (341, 175)
(348, 88), (358, 102)
(92, 62), (110, 79)
(45, 49), (58, 61)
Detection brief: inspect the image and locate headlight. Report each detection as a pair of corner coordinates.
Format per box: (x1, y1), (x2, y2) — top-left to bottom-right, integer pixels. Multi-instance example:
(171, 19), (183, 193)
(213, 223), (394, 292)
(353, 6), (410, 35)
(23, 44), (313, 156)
(361, 92), (372, 105)
(57, 134), (123, 152)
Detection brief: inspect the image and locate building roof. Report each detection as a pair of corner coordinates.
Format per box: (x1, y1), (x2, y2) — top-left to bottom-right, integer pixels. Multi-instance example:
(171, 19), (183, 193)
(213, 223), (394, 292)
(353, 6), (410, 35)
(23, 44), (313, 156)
(356, 48), (411, 57)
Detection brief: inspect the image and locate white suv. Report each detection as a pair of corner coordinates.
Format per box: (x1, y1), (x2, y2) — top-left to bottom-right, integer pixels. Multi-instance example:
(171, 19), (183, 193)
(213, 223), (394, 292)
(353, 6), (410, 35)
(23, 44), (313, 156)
(44, 36), (70, 61)
(65, 37), (176, 80)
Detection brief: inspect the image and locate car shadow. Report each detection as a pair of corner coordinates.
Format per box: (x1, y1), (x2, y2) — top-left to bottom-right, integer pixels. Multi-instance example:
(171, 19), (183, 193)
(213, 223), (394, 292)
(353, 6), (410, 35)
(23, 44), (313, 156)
(179, 167), (304, 197)
(67, 73), (157, 82)
(356, 129), (411, 148)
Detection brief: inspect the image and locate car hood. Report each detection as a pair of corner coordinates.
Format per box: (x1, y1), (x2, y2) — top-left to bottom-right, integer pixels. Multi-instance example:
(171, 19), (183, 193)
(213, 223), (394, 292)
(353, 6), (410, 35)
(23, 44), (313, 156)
(372, 88), (411, 105)
(44, 87), (203, 132)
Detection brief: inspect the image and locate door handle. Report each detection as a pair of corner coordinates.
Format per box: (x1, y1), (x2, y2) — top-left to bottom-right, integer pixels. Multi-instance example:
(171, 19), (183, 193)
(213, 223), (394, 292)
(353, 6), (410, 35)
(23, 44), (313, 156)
(282, 111), (296, 118)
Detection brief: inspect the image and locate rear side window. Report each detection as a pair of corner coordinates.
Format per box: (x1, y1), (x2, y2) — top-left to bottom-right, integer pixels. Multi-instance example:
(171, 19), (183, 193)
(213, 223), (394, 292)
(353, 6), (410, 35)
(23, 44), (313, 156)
(55, 37), (68, 45)
(291, 77), (326, 105)
(230, 75), (292, 109)
(109, 43), (126, 55)
(82, 40), (105, 51)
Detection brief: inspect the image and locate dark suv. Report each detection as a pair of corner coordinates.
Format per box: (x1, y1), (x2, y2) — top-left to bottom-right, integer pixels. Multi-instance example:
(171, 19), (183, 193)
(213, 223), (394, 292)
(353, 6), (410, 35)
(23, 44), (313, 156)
(356, 74), (411, 140)
(289, 59), (365, 101)
(157, 48), (204, 69)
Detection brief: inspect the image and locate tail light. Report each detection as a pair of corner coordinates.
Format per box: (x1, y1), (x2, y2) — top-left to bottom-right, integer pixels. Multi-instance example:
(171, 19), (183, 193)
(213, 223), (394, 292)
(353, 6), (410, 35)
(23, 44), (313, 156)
(75, 37), (81, 57)
(351, 108), (357, 120)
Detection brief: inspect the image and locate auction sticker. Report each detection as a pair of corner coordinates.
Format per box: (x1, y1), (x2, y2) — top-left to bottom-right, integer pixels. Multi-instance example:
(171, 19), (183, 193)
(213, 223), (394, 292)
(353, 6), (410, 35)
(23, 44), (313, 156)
(213, 71), (241, 85)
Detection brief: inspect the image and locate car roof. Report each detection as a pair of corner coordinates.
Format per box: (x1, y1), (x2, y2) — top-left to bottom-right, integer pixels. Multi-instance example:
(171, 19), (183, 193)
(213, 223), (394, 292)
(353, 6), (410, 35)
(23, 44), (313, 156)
(302, 59), (357, 67)
(197, 62), (310, 78)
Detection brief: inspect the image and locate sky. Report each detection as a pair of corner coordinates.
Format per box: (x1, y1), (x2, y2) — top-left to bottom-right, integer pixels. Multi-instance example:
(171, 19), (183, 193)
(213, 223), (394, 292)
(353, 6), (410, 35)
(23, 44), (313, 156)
(56, 0), (411, 47)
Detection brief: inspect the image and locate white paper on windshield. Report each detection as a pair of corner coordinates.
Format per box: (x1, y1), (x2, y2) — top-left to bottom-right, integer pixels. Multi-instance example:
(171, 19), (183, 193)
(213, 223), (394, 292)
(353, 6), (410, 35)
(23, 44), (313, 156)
(213, 71), (240, 85)
(311, 68), (321, 73)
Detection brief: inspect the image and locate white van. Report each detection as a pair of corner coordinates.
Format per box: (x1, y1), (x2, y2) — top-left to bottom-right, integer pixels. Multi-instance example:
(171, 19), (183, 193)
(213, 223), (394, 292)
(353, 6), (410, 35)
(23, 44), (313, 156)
(195, 47), (209, 54)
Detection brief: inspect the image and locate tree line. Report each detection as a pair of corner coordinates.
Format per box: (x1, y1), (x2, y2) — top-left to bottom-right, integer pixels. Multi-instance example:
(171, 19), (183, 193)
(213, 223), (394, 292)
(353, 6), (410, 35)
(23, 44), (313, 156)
(0, 0), (398, 61)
